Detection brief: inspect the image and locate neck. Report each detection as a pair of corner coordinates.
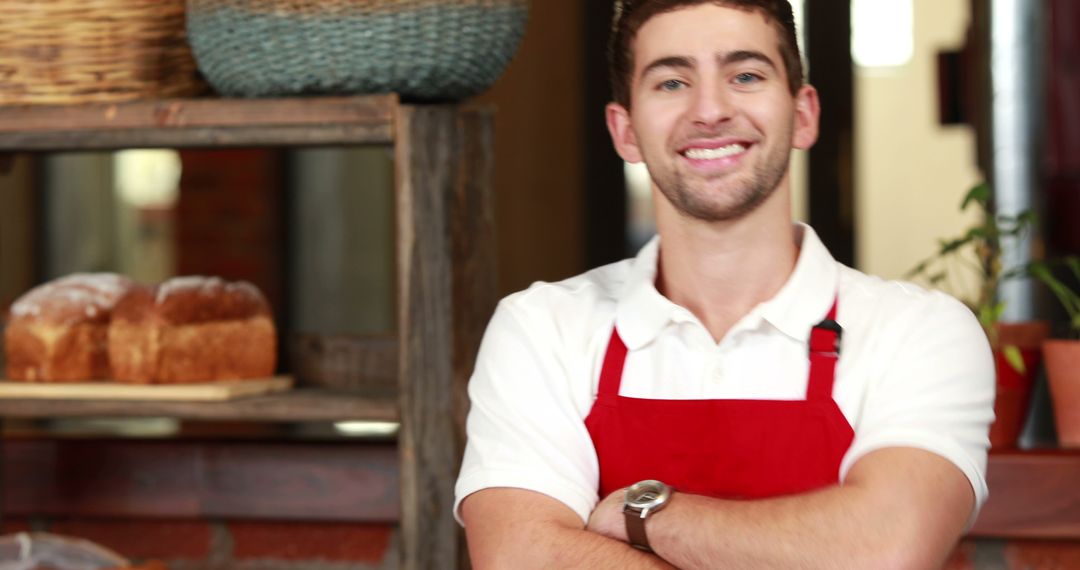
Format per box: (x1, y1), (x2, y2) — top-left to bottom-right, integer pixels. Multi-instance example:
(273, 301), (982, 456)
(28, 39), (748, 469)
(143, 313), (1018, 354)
(654, 182), (799, 343)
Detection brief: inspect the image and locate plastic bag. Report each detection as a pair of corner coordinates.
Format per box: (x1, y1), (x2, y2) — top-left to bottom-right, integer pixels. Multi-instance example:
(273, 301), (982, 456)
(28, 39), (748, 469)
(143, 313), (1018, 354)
(0, 533), (128, 570)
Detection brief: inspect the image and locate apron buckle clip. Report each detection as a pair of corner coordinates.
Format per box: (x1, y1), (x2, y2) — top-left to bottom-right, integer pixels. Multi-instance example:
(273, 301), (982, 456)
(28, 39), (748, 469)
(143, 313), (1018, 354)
(809, 318), (843, 356)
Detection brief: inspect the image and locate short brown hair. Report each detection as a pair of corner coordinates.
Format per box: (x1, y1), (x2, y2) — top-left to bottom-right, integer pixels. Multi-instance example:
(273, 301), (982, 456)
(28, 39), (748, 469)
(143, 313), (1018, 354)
(610, 0), (804, 107)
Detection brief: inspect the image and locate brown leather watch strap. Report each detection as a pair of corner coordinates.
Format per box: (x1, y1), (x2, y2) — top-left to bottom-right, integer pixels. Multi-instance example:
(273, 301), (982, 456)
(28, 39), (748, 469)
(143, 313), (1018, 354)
(624, 508), (652, 552)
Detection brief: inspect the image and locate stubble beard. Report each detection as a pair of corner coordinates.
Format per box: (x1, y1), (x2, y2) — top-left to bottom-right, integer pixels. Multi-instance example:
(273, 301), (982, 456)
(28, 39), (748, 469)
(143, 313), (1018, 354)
(650, 133), (793, 223)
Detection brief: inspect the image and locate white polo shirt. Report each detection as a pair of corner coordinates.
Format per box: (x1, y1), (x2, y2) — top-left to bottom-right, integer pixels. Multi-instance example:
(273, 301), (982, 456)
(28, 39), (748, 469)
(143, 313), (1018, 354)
(455, 224), (995, 525)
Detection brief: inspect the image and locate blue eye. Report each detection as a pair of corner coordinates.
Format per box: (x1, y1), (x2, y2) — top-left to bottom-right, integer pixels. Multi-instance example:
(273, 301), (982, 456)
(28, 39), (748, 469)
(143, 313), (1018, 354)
(734, 72), (762, 84)
(658, 79), (686, 91)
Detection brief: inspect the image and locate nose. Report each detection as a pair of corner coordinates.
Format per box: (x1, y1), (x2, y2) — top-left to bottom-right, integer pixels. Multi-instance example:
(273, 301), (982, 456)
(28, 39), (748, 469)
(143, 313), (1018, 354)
(689, 80), (732, 128)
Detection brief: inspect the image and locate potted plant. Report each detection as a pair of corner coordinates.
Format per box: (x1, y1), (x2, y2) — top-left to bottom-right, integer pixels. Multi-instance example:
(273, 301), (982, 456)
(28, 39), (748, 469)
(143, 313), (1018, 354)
(907, 183), (1048, 449)
(1027, 257), (1080, 447)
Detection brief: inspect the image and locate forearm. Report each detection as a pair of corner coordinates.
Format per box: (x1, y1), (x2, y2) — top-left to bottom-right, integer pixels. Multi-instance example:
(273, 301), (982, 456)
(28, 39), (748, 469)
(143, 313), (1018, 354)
(469, 522), (675, 569)
(544, 526), (677, 569)
(644, 450), (971, 569)
(462, 488), (676, 569)
(648, 486), (903, 569)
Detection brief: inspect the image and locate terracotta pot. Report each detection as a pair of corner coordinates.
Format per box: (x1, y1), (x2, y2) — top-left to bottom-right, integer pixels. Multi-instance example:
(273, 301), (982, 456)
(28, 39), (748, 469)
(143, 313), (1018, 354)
(988, 321), (1050, 449)
(1043, 339), (1080, 448)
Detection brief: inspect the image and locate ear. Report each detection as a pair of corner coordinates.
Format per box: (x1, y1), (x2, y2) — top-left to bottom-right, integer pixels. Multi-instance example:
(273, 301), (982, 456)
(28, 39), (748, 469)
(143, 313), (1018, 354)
(792, 84), (820, 150)
(605, 102), (643, 163)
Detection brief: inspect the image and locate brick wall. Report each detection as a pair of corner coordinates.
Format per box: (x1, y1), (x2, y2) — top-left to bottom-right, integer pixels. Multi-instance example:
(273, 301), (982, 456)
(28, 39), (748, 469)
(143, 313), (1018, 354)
(4, 516), (1080, 569)
(1, 518), (396, 570)
(947, 539), (1080, 569)
(176, 149), (286, 318)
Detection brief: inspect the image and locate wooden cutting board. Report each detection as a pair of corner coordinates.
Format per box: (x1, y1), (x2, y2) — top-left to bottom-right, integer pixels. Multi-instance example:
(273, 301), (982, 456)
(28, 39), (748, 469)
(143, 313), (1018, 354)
(0, 375), (293, 401)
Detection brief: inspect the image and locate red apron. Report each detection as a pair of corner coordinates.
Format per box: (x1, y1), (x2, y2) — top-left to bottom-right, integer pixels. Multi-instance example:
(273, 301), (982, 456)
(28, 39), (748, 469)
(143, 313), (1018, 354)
(584, 300), (854, 499)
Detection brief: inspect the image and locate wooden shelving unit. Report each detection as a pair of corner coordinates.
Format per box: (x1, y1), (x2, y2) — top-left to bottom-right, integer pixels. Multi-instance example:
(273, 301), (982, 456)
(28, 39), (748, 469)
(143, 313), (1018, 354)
(2, 439), (403, 523)
(0, 94), (497, 570)
(972, 449), (1080, 539)
(0, 386), (399, 422)
(0, 94), (398, 149)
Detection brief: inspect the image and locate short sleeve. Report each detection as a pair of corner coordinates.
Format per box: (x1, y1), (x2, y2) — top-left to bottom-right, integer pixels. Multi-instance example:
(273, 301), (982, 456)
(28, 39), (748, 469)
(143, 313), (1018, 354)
(840, 291), (996, 519)
(454, 297), (601, 526)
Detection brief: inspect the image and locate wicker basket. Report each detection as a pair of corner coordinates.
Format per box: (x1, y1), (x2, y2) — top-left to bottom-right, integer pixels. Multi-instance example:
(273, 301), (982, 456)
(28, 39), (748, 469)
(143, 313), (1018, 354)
(186, 0), (529, 101)
(0, 0), (205, 105)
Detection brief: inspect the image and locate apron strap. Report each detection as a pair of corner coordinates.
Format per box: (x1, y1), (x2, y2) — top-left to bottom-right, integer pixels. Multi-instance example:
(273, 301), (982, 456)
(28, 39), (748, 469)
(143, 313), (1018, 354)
(598, 327), (628, 398)
(807, 297), (842, 402)
(601, 298), (841, 402)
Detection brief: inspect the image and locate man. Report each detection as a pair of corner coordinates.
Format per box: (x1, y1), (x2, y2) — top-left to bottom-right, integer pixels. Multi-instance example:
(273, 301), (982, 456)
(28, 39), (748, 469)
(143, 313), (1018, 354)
(455, 1), (995, 568)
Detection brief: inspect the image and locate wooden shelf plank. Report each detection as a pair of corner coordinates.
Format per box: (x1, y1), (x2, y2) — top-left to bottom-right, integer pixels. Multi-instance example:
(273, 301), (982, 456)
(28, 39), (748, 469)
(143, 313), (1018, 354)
(970, 449), (1080, 539)
(0, 376), (293, 401)
(0, 95), (398, 150)
(0, 387), (398, 422)
(2, 439), (400, 522)
(289, 333), (398, 390)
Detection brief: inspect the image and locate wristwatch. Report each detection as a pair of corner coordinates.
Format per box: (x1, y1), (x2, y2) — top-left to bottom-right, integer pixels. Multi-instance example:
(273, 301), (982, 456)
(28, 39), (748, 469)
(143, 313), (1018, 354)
(623, 479), (673, 552)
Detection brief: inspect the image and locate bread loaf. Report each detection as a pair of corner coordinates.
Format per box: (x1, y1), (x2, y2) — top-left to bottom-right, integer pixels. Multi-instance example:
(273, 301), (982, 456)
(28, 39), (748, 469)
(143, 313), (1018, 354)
(109, 276), (277, 383)
(4, 273), (135, 381)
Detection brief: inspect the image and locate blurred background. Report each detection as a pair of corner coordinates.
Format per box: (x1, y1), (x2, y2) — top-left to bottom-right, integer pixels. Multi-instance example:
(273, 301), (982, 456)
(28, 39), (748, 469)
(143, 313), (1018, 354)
(0, 0), (1077, 567)
(1, 0), (1076, 454)
(5, 0), (1075, 321)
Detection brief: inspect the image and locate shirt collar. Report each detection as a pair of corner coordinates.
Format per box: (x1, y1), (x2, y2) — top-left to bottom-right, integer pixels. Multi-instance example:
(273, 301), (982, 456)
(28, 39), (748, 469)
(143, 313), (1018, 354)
(615, 236), (679, 350)
(614, 223), (839, 350)
(757, 224), (839, 342)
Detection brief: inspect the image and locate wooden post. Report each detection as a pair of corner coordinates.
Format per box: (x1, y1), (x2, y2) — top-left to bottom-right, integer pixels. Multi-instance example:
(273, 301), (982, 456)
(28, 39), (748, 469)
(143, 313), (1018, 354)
(0, 154), (38, 308)
(805, 0), (855, 266)
(450, 107), (497, 570)
(395, 105), (496, 570)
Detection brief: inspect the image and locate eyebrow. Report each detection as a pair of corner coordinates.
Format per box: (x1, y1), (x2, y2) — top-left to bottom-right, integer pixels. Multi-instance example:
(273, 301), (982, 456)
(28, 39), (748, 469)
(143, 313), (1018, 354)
(639, 56), (695, 79)
(639, 50), (778, 80)
(722, 50), (777, 70)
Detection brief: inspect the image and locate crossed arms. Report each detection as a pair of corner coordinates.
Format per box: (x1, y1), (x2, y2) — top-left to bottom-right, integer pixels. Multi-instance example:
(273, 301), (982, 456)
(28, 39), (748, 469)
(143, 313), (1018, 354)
(461, 446), (974, 569)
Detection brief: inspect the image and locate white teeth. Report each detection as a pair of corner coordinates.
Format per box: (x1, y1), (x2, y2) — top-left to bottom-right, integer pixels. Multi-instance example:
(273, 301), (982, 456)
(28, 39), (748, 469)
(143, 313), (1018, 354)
(683, 144), (746, 160)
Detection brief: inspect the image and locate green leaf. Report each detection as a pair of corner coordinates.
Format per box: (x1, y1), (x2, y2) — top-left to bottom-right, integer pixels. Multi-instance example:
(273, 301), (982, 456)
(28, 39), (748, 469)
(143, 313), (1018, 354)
(978, 303), (1004, 328)
(1032, 265), (1080, 317)
(939, 237), (971, 255)
(1003, 344), (1026, 374)
(1030, 264), (1071, 301)
(906, 260), (928, 278)
(1000, 266), (1026, 281)
(1029, 262), (1053, 281)
(961, 183), (990, 211)
(1066, 256), (1080, 283)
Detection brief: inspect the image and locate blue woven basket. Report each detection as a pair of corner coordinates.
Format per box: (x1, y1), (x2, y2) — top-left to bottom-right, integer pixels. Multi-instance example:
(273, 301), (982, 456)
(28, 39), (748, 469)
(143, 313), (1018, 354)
(186, 0), (528, 101)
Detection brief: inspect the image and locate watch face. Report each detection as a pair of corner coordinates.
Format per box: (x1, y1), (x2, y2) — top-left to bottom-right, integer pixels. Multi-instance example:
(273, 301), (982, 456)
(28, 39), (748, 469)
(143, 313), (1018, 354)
(626, 480), (671, 510)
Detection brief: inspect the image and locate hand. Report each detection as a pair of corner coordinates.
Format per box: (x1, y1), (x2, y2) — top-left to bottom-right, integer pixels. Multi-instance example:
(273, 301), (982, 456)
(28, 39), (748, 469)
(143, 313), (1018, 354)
(586, 487), (629, 543)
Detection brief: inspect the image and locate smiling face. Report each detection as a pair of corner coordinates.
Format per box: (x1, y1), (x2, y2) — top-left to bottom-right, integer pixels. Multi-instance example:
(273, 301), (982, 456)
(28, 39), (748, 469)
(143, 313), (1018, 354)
(606, 4), (820, 223)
